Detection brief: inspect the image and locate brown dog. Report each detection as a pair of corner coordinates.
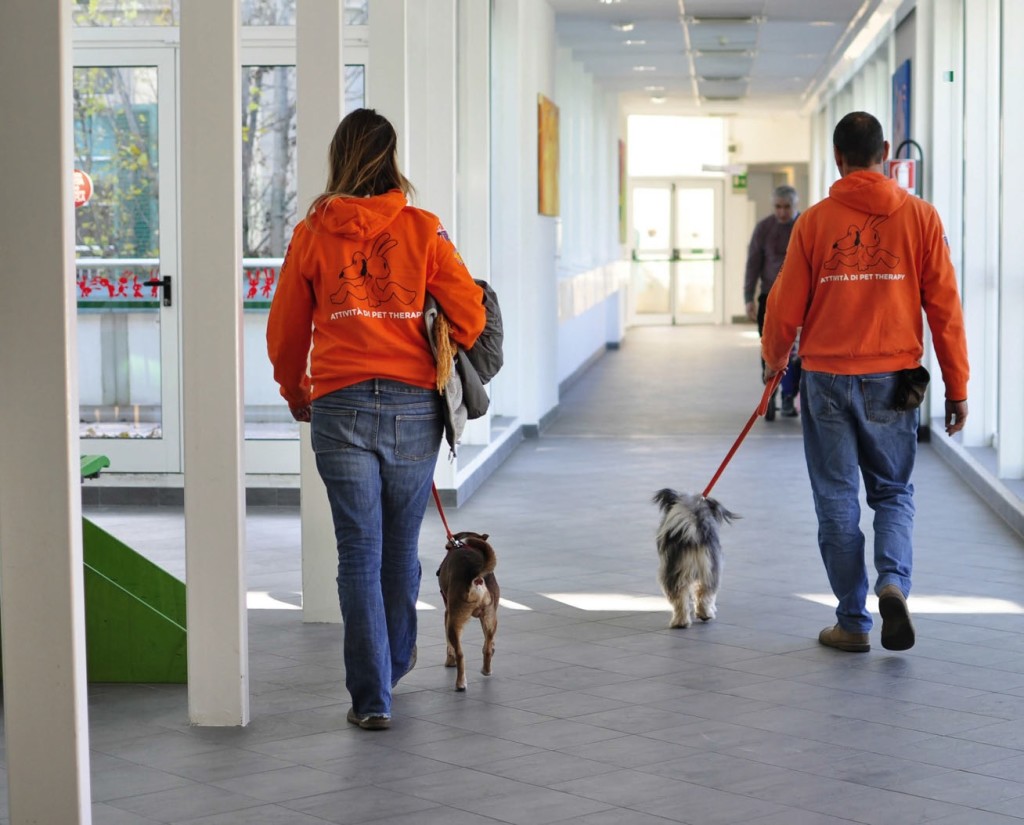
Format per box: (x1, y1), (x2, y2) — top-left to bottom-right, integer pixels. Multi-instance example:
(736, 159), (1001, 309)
(435, 531), (499, 691)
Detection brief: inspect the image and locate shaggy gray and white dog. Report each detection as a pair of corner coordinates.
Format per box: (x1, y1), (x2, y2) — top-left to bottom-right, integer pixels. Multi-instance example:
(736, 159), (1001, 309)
(653, 489), (738, 628)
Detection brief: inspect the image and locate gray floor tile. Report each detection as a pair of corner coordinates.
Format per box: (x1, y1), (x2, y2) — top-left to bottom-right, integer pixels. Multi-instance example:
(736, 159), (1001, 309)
(4, 325), (1022, 824)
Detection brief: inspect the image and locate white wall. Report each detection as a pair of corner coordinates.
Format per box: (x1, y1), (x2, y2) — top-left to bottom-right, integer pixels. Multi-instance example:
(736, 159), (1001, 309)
(490, 0), (629, 419)
(727, 115), (811, 166)
(724, 115), (812, 322)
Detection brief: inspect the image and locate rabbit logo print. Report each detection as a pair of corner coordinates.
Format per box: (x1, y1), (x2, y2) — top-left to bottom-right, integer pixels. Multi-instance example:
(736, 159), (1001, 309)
(330, 233), (417, 307)
(823, 214), (900, 271)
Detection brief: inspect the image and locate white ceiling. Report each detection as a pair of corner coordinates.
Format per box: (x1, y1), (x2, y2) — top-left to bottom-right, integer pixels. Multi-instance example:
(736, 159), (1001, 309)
(549, 0), (897, 115)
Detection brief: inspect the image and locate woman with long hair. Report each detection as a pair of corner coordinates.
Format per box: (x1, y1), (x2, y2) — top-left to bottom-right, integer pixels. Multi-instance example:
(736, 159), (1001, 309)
(267, 108), (486, 730)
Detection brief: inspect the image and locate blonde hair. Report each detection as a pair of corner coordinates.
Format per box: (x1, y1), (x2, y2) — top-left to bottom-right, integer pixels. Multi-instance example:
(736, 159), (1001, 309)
(306, 108), (415, 225)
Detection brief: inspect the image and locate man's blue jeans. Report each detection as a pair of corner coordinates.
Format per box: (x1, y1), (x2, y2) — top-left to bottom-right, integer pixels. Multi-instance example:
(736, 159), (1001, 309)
(800, 370), (918, 633)
(311, 379), (442, 718)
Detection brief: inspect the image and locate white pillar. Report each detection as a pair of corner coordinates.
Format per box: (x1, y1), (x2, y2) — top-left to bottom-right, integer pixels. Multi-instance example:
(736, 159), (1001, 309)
(406, 0), (460, 488)
(180, 0), (249, 726)
(297, 0), (346, 623)
(368, 0), (408, 171)
(407, 0), (456, 224)
(998, 0), (1024, 479)
(0, 2), (92, 821)
(960, 0), (1000, 448)
(457, 0), (495, 451)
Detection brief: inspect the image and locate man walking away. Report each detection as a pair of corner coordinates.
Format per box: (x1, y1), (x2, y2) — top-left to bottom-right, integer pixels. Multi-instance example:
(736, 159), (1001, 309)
(761, 111), (969, 653)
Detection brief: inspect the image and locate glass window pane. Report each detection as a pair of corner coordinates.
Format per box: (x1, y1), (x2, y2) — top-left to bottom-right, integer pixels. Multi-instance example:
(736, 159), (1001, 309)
(632, 187), (671, 252)
(73, 1), (179, 26)
(74, 66), (163, 439)
(239, 0), (367, 26)
(631, 261), (671, 314)
(242, 64), (365, 441)
(675, 187), (715, 249)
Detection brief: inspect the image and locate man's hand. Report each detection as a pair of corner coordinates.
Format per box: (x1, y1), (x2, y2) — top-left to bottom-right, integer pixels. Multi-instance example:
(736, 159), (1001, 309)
(763, 364), (780, 385)
(745, 301), (757, 322)
(945, 399), (968, 436)
(290, 405), (312, 423)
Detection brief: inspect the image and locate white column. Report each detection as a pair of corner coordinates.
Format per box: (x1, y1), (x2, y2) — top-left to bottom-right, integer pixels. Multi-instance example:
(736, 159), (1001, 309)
(180, 0), (249, 726)
(960, 0), (999, 448)
(297, 0), (346, 623)
(368, 0), (408, 171)
(456, 0), (494, 450)
(490, 0), (526, 425)
(999, 0), (1024, 478)
(0, 2), (92, 821)
(406, 0), (459, 488)
(407, 0), (456, 224)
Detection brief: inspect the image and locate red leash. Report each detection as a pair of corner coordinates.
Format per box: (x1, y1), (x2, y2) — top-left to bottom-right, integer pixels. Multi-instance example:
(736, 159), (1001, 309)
(431, 482), (460, 545)
(702, 372), (784, 499)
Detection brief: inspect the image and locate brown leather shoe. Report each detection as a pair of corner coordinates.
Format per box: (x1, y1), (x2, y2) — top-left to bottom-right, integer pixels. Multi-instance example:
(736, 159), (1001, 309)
(879, 585), (915, 651)
(818, 624), (870, 652)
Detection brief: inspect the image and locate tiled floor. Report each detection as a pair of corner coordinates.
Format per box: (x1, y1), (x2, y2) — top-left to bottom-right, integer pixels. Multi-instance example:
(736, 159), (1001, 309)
(12, 325), (1024, 824)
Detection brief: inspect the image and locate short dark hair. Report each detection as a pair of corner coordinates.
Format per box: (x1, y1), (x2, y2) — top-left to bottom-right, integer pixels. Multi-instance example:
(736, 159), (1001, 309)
(833, 111), (885, 168)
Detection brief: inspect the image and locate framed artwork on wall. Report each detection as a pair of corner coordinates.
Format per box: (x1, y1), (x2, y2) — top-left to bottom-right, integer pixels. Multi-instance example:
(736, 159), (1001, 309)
(892, 58), (911, 156)
(538, 93), (560, 216)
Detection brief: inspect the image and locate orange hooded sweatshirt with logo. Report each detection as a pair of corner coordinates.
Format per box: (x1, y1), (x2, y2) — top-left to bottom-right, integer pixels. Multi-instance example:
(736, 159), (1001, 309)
(762, 171), (969, 400)
(266, 190), (486, 410)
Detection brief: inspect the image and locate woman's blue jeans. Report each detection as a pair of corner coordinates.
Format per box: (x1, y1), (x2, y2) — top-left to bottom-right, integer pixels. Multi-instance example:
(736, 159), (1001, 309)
(800, 370), (918, 633)
(311, 380), (442, 718)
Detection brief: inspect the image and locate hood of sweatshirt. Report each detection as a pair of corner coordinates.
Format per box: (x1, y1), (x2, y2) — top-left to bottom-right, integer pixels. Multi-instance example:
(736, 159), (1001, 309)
(313, 189), (408, 240)
(828, 170), (908, 217)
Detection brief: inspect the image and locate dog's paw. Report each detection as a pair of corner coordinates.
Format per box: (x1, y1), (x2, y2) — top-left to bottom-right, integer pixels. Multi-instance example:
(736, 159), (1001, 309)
(696, 608), (716, 622)
(669, 617), (692, 629)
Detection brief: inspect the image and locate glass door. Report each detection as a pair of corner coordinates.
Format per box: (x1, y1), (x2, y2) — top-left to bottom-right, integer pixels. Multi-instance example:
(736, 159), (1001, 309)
(630, 178), (724, 325)
(73, 47), (181, 471)
(241, 42), (368, 474)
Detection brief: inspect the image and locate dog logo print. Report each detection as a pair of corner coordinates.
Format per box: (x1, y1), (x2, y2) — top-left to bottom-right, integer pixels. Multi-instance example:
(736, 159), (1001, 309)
(330, 232), (417, 307)
(823, 214), (900, 271)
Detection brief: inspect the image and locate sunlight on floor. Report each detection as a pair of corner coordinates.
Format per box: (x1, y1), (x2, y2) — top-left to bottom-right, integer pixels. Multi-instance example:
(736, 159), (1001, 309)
(245, 593), (534, 611)
(798, 593), (1024, 614)
(246, 591), (301, 610)
(542, 592), (670, 612)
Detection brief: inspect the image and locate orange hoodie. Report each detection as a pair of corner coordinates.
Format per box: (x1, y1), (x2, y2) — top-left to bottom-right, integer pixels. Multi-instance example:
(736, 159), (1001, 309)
(266, 190), (486, 409)
(762, 171), (969, 400)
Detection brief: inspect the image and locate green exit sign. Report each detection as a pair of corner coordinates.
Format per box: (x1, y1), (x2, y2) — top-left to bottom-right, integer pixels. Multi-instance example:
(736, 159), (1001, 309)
(732, 172), (748, 191)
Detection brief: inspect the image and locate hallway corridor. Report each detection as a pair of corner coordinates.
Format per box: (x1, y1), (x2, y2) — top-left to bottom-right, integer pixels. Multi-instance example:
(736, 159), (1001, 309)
(57, 326), (1024, 823)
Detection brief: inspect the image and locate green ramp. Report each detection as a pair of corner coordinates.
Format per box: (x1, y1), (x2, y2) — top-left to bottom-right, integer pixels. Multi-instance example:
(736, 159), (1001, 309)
(0, 455), (188, 683)
(82, 517), (187, 683)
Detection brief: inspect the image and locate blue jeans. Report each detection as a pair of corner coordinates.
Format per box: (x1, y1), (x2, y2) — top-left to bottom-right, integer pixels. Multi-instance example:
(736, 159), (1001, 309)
(800, 370), (918, 633)
(311, 379), (442, 718)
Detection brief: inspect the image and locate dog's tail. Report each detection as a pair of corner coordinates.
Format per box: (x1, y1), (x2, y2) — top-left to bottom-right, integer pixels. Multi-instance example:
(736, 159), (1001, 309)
(653, 488), (681, 514)
(459, 535), (497, 577)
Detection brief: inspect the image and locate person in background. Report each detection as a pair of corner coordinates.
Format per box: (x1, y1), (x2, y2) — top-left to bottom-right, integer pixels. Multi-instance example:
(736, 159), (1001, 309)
(267, 108), (486, 729)
(762, 111), (969, 653)
(745, 184), (801, 419)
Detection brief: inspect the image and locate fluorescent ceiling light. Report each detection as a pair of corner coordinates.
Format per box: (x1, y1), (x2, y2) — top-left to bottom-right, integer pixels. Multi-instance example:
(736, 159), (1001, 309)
(632, 65), (657, 71)
(622, 39), (647, 46)
(611, 21), (634, 31)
